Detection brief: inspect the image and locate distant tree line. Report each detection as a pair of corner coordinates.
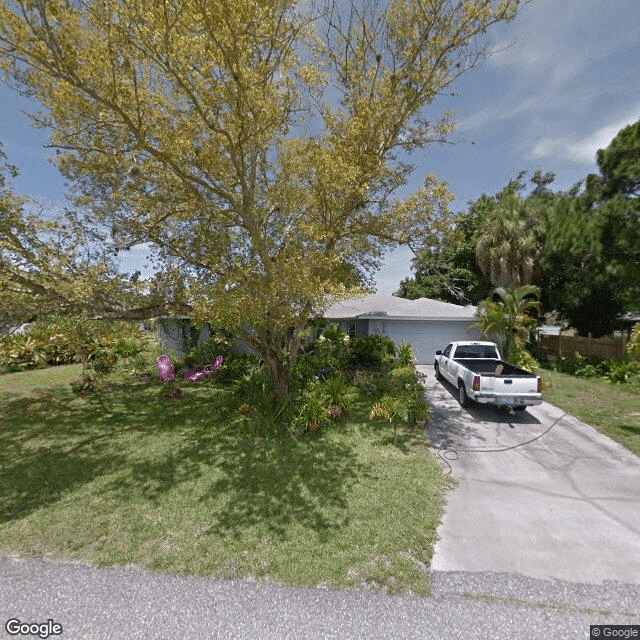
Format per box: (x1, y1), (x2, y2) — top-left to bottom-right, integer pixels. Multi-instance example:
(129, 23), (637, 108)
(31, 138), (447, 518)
(396, 118), (640, 337)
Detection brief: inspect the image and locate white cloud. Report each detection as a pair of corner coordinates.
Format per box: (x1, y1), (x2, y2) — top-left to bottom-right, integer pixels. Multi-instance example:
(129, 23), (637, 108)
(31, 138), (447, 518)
(529, 112), (640, 163)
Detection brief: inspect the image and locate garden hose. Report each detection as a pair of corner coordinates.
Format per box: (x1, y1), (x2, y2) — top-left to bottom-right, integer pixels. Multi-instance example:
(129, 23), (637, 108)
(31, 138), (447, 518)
(431, 412), (569, 475)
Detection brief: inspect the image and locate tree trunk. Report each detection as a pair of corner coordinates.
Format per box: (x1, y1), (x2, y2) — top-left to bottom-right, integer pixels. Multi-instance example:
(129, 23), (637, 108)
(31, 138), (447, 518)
(267, 359), (291, 404)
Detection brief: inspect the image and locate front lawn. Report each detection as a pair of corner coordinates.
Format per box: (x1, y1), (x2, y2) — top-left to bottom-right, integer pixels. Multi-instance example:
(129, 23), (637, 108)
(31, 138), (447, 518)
(540, 368), (640, 457)
(0, 365), (450, 595)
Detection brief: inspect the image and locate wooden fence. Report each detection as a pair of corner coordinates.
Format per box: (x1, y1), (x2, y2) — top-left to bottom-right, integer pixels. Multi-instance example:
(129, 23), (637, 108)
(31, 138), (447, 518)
(539, 333), (626, 361)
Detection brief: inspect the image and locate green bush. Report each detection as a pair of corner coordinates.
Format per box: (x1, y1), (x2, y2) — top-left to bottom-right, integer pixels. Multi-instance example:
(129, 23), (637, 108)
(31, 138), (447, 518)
(605, 359), (640, 384)
(320, 376), (357, 418)
(346, 335), (395, 371)
(389, 365), (418, 388)
(509, 348), (540, 372)
(218, 352), (261, 383)
(0, 314), (155, 370)
(553, 352), (605, 377)
(188, 331), (234, 367)
(550, 351), (640, 386)
(627, 323), (640, 362)
(395, 342), (415, 367)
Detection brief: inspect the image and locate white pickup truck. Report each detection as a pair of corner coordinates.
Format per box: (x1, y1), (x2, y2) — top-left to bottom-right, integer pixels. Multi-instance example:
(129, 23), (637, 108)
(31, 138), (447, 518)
(434, 341), (543, 411)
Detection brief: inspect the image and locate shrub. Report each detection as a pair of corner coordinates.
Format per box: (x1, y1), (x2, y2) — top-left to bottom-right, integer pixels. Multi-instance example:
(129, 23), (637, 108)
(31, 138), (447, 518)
(292, 350), (343, 390)
(320, 376), (357, 418)
(218, 352), (261, 383)
(509, 348), (540, 372)
(189, 331), (234, 367)
(293, 383), (331, 432)
(389, 365), (418, 388)
(0, 313), (156, 370)
(346, 335), (395, 371)
(87, 349), (119, 376)
(627, 323), (640, 362)
(605, 360), (640, 384)
(395, 342), (415, 367)
(553, 352), (605, 377)
(70, 372), (97, 396)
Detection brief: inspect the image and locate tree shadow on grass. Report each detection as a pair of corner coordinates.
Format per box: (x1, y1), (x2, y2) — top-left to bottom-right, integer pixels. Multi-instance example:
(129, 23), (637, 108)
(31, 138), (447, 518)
(1, 380), (371, 547)
(199, 429), (367, 542)
(0, 390), (132, 524)
(0, 379), (207, 524)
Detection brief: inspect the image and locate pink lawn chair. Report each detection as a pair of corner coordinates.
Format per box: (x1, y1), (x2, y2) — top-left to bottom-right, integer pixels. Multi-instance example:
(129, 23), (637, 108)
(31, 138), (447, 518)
(157, 354), (176, 382)
(183, 355), (224, 382)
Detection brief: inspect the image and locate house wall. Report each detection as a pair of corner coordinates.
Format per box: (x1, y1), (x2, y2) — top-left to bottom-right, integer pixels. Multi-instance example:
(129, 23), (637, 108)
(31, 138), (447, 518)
(156, 318), (193, 356)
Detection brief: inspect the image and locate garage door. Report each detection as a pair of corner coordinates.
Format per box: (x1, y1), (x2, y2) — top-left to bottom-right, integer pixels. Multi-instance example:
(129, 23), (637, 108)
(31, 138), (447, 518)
(383, 320), (480, 364)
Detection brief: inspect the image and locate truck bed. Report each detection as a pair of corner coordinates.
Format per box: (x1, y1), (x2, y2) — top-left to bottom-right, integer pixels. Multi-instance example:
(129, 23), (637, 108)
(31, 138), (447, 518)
(453, 358), (536, 377)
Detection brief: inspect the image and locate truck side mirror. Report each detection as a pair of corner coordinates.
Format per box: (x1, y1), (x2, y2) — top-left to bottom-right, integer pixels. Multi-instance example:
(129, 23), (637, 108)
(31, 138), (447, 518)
(435, 350), (442, 356)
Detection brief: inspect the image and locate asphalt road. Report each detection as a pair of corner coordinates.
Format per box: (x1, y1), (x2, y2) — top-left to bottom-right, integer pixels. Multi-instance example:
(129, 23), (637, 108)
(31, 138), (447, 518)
(2, 367), (639, 639)
(1, 555), (639, 640)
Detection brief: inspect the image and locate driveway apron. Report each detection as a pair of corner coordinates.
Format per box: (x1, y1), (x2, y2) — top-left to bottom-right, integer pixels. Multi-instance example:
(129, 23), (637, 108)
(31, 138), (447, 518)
(417, 365), (640, 585)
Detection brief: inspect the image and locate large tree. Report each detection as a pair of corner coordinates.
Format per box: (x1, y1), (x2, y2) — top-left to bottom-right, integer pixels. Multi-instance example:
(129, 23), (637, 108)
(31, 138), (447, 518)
(541, 119), (640, 337)
(395, 202), (491, 304)
(474, 173), (552, 289)
(0, 0), (523, 399)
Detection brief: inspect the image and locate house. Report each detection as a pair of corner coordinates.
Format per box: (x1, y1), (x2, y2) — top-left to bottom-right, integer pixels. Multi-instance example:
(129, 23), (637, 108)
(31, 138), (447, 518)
(323, 293), (481, 364)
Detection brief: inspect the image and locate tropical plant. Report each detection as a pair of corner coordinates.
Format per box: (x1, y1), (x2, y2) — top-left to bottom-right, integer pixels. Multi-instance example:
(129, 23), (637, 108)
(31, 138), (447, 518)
(346, 335), (396, 371)
(628, 324), (640, 362)
(475, 190), (548, 289)
(320, 377), (357, 419)
(370, 394), (411, 446)
(395, 342), (415, 367)
(294, 385), (331, 433)
(471, 285), (541, 361)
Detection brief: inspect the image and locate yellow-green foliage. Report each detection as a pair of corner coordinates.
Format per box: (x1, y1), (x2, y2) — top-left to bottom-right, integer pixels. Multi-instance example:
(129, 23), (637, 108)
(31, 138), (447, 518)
(0, 314), (155, 369)
(0, 0), (524, 397)
(627, 323), (640, 362)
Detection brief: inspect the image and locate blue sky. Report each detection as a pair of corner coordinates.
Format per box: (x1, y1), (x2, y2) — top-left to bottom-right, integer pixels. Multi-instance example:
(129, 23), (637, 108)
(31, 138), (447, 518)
(1, 0), (640, 293)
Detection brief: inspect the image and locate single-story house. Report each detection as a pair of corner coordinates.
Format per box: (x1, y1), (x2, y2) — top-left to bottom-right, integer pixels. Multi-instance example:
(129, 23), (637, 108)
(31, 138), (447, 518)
(323, 293), (481, 364)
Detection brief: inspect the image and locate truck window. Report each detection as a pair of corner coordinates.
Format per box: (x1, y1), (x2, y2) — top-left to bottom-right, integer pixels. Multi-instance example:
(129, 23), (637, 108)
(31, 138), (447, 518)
(455, 344), (499, 359)
(442, 344), (453, 358)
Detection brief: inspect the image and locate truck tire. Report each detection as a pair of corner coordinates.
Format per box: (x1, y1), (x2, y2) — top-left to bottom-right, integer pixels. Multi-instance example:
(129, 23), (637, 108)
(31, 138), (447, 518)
(434, 362), (443, 380)
(458, 381), (471, 407)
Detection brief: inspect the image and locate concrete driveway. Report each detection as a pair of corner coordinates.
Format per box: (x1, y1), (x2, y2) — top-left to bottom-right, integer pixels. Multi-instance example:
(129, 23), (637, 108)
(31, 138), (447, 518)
(417, 364), (640, 586)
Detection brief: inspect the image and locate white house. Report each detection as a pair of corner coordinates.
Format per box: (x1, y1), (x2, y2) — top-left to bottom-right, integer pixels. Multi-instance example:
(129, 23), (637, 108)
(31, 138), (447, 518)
(323, 293), (481, 364)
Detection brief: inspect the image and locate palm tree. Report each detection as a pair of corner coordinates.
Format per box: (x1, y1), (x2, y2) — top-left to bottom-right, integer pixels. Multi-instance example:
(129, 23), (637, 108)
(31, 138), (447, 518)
(475, 192), (547, 288)
(471, 285), (541, 360)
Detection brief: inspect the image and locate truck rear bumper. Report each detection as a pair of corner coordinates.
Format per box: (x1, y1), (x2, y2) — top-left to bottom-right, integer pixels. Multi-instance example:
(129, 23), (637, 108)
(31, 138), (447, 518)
(472, 392), (543, 406)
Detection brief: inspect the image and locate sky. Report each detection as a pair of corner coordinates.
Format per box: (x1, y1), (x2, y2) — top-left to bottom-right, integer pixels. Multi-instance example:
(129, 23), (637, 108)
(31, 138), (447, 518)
(1, 0), (640, 294)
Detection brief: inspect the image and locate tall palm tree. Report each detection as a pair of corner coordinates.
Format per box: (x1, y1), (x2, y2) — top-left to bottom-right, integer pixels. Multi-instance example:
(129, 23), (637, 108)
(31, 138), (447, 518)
(471, 285), (541, 360)
(475, 192), (547, 288)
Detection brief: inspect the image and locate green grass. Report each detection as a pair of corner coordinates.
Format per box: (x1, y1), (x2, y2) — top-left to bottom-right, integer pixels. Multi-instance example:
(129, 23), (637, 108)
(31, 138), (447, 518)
(0, 364), (450, 595)
(540, 368), (640, 457)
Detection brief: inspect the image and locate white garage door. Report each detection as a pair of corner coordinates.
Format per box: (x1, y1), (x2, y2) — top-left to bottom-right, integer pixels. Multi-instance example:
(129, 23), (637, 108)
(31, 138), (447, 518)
(382, 320), (480, 364)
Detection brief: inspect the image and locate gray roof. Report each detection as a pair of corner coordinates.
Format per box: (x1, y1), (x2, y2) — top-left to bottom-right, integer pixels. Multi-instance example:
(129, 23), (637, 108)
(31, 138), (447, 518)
(323, 293), (477, 321)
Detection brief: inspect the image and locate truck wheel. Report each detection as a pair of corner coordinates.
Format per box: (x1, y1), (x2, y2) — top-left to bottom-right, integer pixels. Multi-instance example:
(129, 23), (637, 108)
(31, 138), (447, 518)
(434, 362), (443, 380)
(458, 382), (471, 408)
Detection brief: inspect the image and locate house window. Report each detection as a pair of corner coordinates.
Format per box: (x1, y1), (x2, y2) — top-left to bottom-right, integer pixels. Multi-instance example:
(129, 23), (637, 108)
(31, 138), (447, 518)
(341, 322), (357, 338)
